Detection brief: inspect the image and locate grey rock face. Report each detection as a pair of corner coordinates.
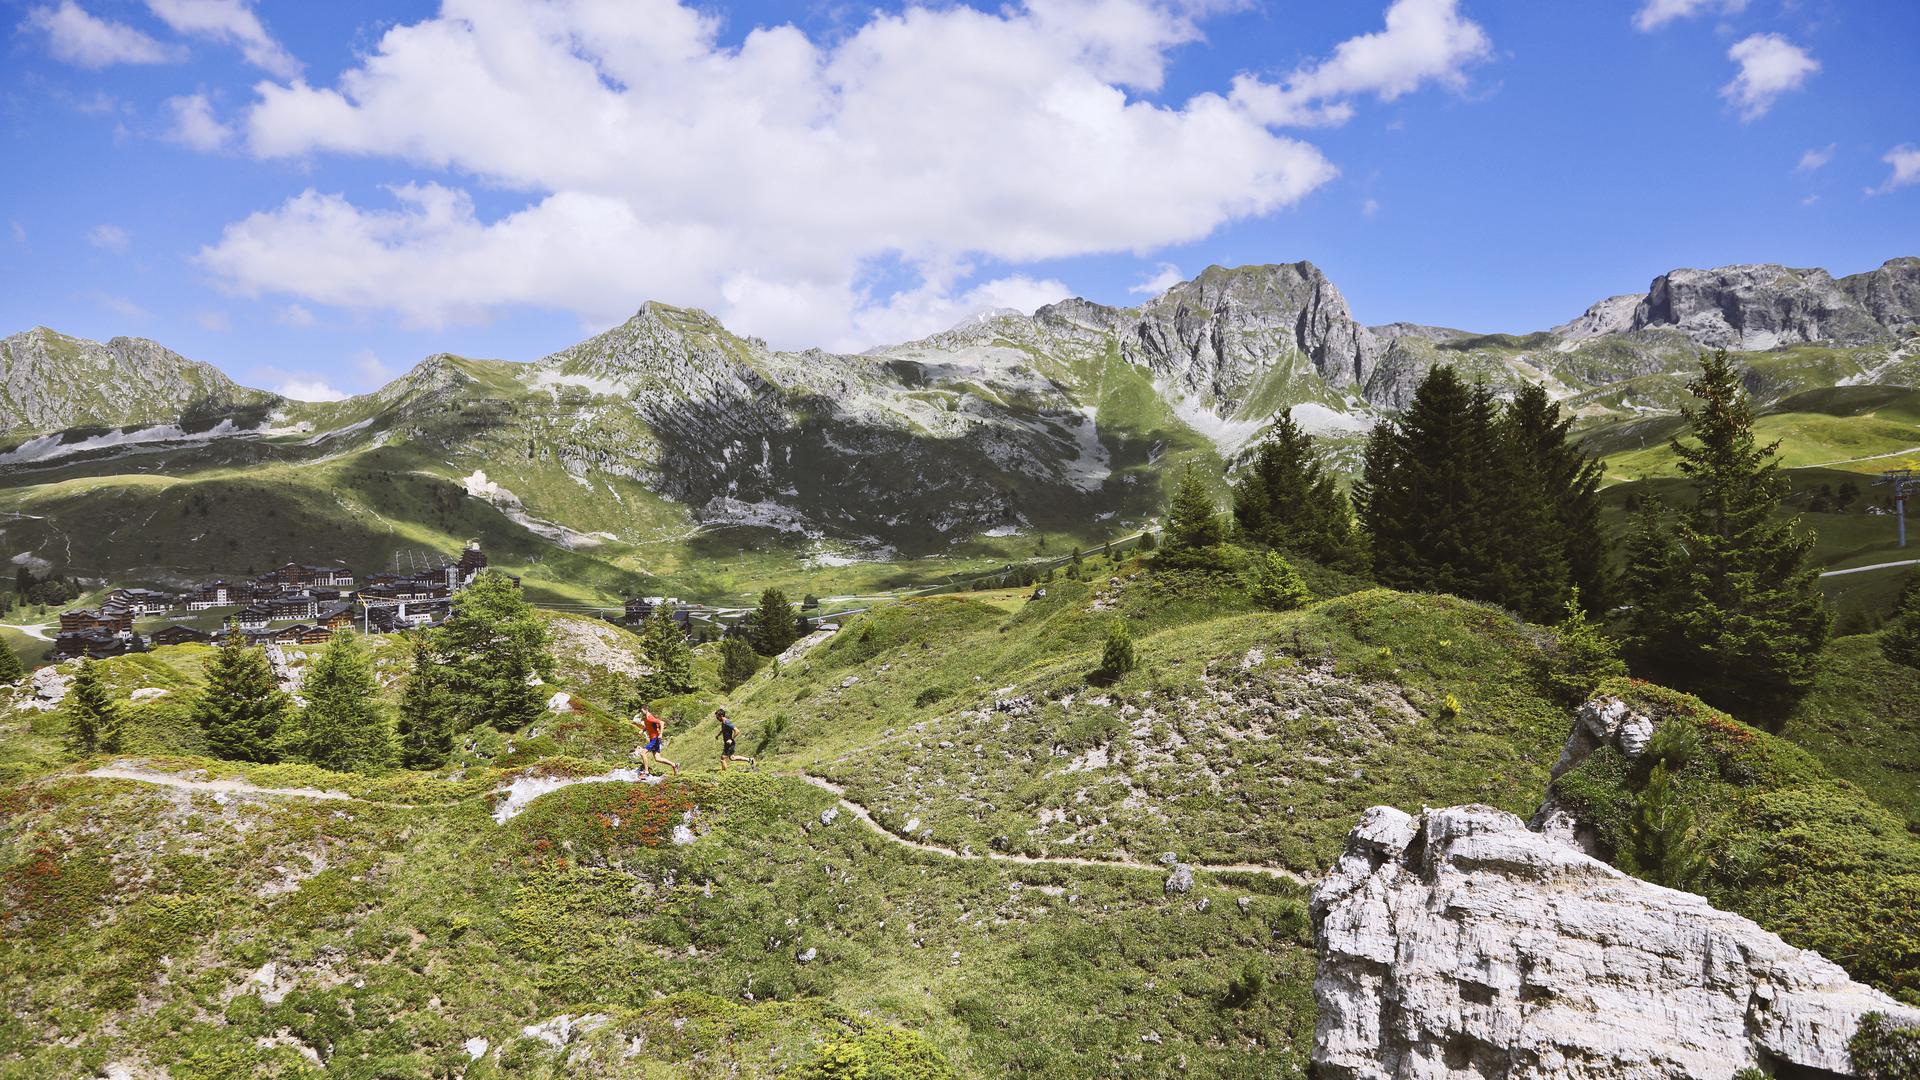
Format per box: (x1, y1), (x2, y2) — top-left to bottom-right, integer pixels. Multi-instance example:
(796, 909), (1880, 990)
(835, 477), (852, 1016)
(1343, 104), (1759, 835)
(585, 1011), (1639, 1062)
(1561, 259), (1920, 351)
(1120, 262), (1381, 408)
(1311, 804), (1920, 1079)
(1163, 863), (1194, 895)
(0, 328), (273, 436)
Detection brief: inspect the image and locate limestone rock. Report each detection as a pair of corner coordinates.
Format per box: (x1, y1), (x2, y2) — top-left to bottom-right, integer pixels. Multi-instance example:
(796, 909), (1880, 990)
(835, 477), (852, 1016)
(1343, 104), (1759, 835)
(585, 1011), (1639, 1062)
(1551, 695), (1653, 779)
(20, 665), (70, 711)
(1163, 863), (1194, 896)
(1311, 804), (1920, 1079)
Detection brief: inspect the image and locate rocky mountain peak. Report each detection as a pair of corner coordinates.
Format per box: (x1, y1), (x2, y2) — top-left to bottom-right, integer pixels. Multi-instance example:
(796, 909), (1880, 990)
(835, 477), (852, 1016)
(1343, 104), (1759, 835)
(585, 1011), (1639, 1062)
(0, 327), (267, 436)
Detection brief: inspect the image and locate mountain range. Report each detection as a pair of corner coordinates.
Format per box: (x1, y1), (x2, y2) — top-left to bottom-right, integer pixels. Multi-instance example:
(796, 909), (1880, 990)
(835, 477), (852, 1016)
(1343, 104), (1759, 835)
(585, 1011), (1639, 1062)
(1, 257), (1916, 599)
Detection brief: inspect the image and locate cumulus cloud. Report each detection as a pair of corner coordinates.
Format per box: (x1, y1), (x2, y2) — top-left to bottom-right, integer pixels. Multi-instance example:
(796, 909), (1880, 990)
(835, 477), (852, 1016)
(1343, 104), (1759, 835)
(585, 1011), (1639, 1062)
(1868, 145), (1920, 196)
(274, 303), (316, 328)
(1721, 33), (1817, 121)
(23, 1), (182, 67)
(144, 0), (299, 78)
(1229, 0), (1493, 127)
(1129, 262), (1186, 296)
(200, 0), (1488, 350)
(87, 223), (131, 253)
(269, 375), (346, 401)
(1795, 143), (1835, 173)
(195, 310), (232, 332)
(166, 93), (233, 150)
(1632, 0), (1746, 32)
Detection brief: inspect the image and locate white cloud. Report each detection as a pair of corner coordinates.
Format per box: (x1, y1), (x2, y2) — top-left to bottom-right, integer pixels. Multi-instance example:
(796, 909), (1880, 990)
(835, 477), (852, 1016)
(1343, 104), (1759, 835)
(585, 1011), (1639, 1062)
(24, 1), (183, 67)
(275, 303), (316, 328)
(1632, 0), (1746, 32)
(87, 223), (131, 253)
(1229, 0), (1493, 127)
(1795, 143), (1835, 173)
(9, 221), (25, 247)
(272, 376), (346, 401)
(198, 0), (1489, 350)
(87, 292), (149, 319)
(1868, 145), (1920, 196)
(144, 0), (299, 78)
(195, 310), (232, 332)
(1361, 197), (1381, 217)
(348, 348), (393, 385)
(1129, 262), (1185, 296)
(1721, 33), (1817, 122)
(166, 93), (233, 150)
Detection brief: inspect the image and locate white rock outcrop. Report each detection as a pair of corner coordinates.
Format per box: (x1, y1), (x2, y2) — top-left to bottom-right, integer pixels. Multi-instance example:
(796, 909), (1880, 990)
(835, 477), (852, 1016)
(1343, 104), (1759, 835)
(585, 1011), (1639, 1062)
(1312, 804), (1920, 1079)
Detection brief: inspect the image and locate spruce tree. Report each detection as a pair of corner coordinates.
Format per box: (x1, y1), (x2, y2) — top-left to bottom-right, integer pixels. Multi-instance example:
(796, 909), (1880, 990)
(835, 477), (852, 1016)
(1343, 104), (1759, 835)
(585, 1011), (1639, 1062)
(1098, 620), (1135, 681)
(396, 634), (456, 770)
(1505, 383), (1612, 615)
(63, 659), (120, 756)
(1160, 463), (1228, 570)
(1622, 352), (1830, 717)
(718, 635), (760, 691)
(1624, 758), (1708, 891)
(1487, 386), (1572, 623)
(638, 605), (696, 696)
(1250, 551), (1311, 612)
(437, 570), (552, 731)
(285, 632), (395, 773)
(748, 588), (800, 656)
(0, 640), (24, 685)
(1354, 366), (1495, 600)
(1881, 573), (1920, 668)
(1231, 414), (1364, 571)
(193, 637), (289, 762)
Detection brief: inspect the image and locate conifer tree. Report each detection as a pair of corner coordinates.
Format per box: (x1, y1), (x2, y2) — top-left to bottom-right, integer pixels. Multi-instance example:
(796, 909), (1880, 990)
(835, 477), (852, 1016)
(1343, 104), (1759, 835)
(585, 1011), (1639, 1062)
(1354, 366), (1495, 600)
(396, 633), (455, 770)
(285, 632), (394, 773)
(1881, 573), (1920, 668)
(1249, 551), (1311, 612)
(63, 658), (120, 755)
(638, 605), (696, 696)
(1098, 620), (1135, 681)
(1231, 414), (1365, 571)
(1504, 383), (1612, 615)
(0, 640), (24, 685)
(192, 637), (289, 762)
(1624, 758), (1708, 891)
(718, 635), (760, 691)
(1486, 386), (1572, 623)
(437, 570), (551, 731)
(748, 587), (800, 656)
(1159, 463), (1228, 571)
(1621, 352), (1830, 717)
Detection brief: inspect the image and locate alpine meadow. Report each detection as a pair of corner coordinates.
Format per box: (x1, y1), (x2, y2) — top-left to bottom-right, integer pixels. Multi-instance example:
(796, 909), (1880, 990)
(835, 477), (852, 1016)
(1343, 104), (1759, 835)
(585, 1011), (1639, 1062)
(3, 1), (1919, 1078)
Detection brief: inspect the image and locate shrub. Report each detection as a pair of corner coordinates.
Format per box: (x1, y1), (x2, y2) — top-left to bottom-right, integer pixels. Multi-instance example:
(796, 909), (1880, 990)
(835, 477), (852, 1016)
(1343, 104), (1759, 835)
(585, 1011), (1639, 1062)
(1850, 1013), (1920, 1079)
(1097, 621), (1135, 682)
(1543, 590), (1627, 706)
(1249, 551), (1311, 612)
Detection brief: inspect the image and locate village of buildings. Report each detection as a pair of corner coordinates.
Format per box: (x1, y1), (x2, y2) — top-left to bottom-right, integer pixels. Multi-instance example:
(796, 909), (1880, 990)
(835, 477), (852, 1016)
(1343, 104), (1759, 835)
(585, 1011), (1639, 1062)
(44, 540), (798, 662)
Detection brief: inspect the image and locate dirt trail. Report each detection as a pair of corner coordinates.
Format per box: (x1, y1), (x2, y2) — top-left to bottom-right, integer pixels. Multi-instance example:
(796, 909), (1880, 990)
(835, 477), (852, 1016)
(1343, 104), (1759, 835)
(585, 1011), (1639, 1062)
(85, 767), (355, 802)
(1819, 558), (1920, 578)
(801, 774), (1310, 886)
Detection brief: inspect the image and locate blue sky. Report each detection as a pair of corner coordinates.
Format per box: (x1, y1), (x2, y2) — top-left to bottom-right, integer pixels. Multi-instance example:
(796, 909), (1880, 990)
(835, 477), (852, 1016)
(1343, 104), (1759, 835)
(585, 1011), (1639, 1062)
(1, 0), (1916, 400)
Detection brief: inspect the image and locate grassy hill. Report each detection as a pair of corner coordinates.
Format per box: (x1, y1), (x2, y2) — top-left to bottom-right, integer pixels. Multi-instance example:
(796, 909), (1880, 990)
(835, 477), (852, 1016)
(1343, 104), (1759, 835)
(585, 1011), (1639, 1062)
(3, 560), (1916, 1077)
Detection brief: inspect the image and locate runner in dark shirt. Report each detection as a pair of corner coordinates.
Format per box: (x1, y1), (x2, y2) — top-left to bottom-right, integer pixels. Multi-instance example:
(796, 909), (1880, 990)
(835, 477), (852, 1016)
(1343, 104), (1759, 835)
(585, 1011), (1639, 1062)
(715, 708), (756, 771)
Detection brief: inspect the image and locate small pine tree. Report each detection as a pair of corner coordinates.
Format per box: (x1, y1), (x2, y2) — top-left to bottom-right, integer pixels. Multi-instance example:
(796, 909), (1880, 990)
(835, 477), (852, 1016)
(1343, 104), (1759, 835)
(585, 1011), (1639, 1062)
(193, 637), (290, 763)
(1098, 620), (1135, 681)
(396, 634), (455, 770)
(637, 606), (695, 698)
(1882, 574), (1920, 669)
(1138, 530), (1157, 552)
(63, 659), (120, 756)
(0, 640), (23, 685)
(1164, 464), (1227, 552)
(1249, 551), (1311, 612)
(719, 635), (760, 691)
(1623, 756), (1709, 891)
(1232, 413), (1366, 572)
(1545, 589), (1627, 706)
(748, 587), (800, 657)
(437, 570), (552, 732)
(285, 632), (395, 773)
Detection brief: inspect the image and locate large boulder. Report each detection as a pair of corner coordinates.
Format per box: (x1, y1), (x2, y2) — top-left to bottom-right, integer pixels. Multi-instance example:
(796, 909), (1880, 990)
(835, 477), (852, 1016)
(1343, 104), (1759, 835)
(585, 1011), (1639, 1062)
(1311, 804), (1920, 1079)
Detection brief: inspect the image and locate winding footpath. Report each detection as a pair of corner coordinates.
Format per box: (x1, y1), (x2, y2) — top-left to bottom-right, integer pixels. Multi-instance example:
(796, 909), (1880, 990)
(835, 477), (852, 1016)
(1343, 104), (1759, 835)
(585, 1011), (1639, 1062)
(801, 774), (1310, 886)
(85, 767), (354, 802)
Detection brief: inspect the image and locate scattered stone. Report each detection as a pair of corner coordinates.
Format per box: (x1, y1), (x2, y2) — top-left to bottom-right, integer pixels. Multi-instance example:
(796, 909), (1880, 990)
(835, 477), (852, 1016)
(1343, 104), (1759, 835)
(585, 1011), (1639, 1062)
(1193, 898), (1210, 913)
(1236, 897), (1251, 914)
(545, 690), (572, 712)
(1311, 804), (1920, 1078)
(797, 947), (817, 963)
(1141, 1031), (1163, 1045)
(1163, 864), (1193, 896)
(128, 687), (168, 703)
(819, 807), (839, 826)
